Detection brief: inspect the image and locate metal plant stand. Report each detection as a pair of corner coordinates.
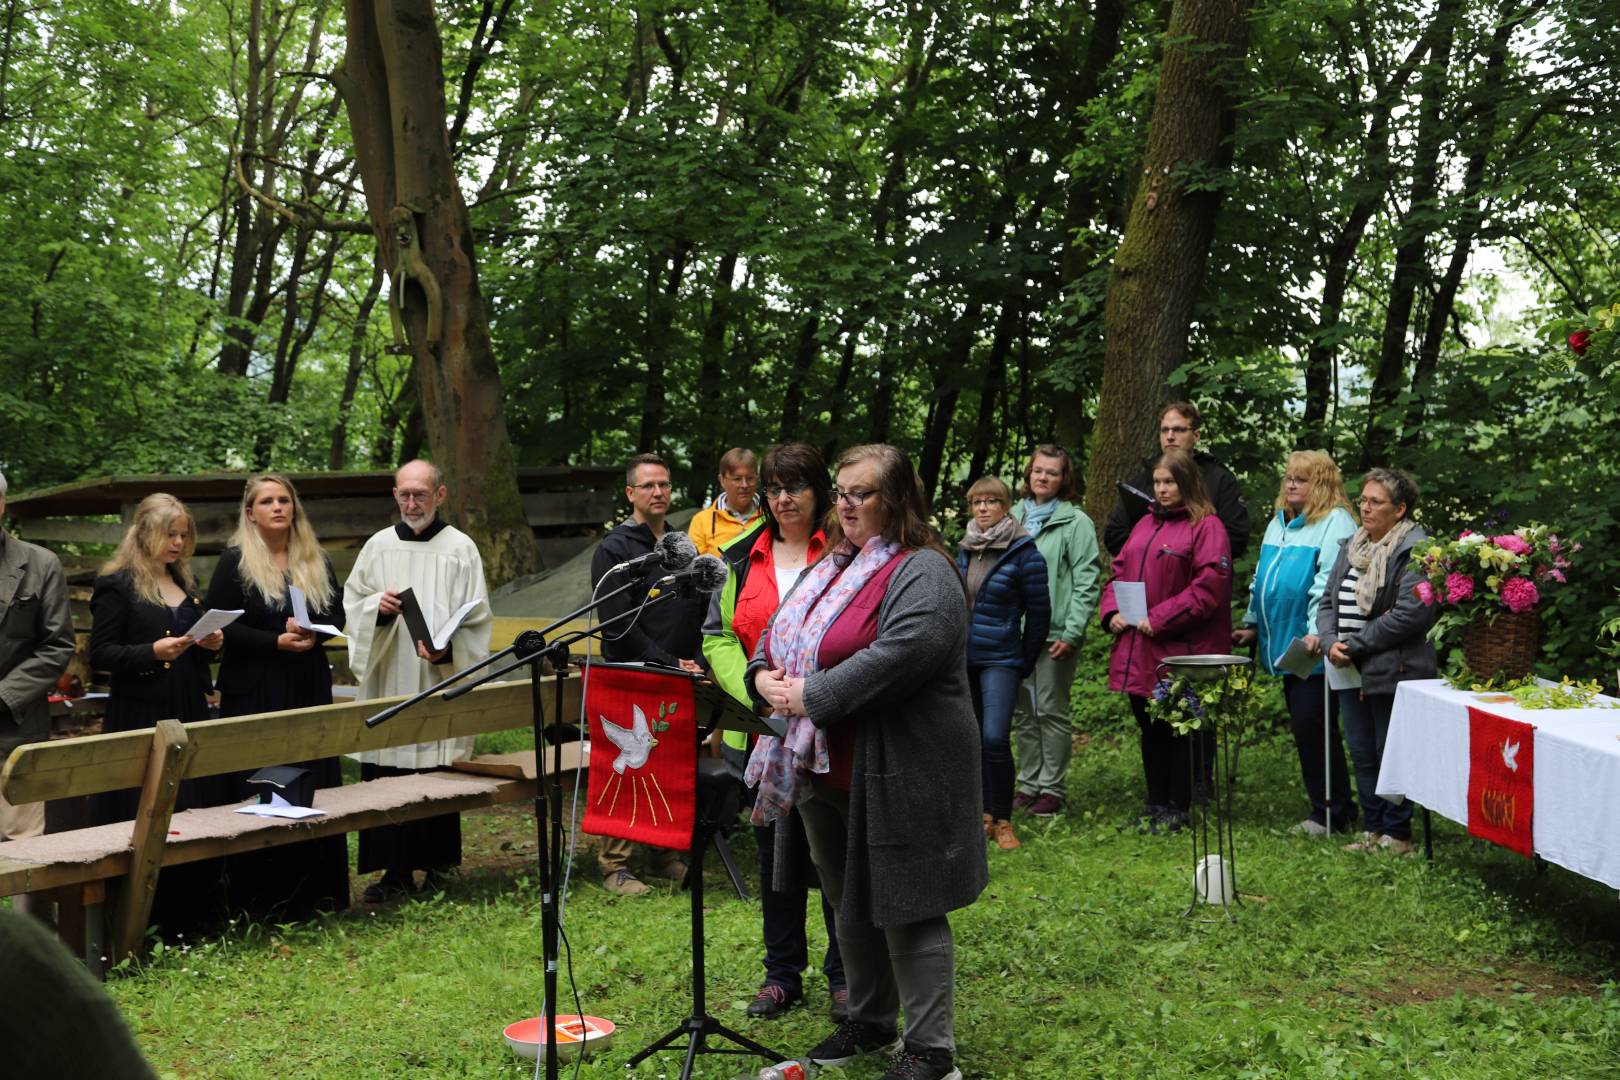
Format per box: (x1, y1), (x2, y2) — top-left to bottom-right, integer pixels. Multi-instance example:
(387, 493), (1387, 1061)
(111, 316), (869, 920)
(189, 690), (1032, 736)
(1163, 654), (1252, 921)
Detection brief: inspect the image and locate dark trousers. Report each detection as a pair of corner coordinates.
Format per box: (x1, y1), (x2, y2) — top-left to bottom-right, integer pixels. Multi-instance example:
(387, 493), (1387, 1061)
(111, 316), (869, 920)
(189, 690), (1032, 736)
(1286, 674), (1358, 830)
(1338, 690), (1411, 840)
(357, 762), (462, 874)
(757, 818), (845, 993)
(1129, 694), (1192, 811)
(969, 665), (1020, 821)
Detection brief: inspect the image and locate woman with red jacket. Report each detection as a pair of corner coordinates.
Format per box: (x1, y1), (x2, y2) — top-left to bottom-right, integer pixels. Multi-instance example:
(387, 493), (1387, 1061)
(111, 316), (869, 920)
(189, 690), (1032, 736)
(1099, 449), (1233, 832)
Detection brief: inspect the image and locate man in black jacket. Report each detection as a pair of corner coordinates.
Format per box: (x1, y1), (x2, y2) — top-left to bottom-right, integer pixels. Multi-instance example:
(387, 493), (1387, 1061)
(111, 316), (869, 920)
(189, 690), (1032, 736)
(588, 453), (703, 895)
(1102, 401), (1251, 558)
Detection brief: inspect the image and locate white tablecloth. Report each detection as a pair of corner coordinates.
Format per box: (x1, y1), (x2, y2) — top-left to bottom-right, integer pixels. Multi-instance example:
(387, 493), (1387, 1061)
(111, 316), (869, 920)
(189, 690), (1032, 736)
(1377, 679), (1620, 890)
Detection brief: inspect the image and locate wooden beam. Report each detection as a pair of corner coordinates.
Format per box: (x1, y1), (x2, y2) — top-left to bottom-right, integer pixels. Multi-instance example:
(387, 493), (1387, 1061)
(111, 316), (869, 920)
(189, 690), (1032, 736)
(2, 676), (583, 805)
(112, 720), (195, 962)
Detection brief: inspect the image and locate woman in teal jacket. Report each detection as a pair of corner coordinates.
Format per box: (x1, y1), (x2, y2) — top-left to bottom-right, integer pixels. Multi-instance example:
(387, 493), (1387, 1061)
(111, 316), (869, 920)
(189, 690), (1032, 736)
(1010, 445), (1102, 817)
(1233, 450), (1359, 835)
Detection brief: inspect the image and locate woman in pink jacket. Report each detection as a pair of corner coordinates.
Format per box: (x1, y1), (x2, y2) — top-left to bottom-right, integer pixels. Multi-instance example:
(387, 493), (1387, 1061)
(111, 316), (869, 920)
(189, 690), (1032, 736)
(1100, 449), (1233, 832)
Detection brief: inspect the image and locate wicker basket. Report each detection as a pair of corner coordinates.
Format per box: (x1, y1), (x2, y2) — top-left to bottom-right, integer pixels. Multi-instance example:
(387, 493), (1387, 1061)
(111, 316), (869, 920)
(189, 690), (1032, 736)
(1459, 609), (1541, 679)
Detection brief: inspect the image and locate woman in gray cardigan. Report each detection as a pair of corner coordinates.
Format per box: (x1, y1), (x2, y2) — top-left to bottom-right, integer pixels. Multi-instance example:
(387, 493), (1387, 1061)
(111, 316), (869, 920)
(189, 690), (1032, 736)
(1315, 467), (1437, 856)
(749, 444), (985, 1080)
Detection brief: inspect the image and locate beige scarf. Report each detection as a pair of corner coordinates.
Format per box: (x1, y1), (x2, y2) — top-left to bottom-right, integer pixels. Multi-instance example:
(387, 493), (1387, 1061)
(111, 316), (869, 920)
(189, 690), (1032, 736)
(1345, 518), (1416, 614)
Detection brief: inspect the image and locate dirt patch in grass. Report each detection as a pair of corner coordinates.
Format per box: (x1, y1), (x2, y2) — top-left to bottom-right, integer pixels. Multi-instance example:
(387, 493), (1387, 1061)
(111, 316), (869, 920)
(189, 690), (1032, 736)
(1337, 961), (1605, 1007)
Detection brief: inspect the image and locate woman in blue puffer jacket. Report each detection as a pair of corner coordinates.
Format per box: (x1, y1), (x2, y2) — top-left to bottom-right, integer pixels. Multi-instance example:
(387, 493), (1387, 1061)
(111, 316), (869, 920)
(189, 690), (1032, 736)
(1232, 450), (1359, 836)
(957, 476), (1051, 851)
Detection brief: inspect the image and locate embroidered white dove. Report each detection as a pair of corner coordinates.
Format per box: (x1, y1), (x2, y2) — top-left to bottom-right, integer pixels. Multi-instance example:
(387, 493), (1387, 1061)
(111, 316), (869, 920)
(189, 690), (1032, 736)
(1501, 738), (1521, 773)
(599, 704), (658, 774)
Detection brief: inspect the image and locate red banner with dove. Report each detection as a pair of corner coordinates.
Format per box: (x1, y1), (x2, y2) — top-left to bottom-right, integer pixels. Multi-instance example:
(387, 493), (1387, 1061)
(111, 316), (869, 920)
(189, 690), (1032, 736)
(1466, 706), (1535, 858)
(581, 666), (697, 852)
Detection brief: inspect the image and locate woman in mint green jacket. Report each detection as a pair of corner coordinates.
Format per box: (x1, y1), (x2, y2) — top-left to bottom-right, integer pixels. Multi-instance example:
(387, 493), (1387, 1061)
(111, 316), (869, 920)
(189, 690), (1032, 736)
(1010, 445), (1102, 816)
(1233, 450), (1359, 835)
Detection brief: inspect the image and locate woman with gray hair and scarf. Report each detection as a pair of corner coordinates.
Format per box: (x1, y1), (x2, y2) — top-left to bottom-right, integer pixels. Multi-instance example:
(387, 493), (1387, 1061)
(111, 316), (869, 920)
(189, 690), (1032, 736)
(1315, 467), (1438, 855)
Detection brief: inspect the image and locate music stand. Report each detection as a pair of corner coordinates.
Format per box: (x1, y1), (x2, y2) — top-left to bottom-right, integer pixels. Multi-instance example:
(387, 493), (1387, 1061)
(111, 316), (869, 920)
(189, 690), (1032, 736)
(615, 669), (785, 1078)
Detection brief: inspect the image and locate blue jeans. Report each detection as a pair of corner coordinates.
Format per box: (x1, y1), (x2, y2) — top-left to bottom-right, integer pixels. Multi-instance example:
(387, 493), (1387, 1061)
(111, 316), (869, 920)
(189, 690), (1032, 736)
(970, 665), (1021, 820)
(1337, 690), (1411, 840)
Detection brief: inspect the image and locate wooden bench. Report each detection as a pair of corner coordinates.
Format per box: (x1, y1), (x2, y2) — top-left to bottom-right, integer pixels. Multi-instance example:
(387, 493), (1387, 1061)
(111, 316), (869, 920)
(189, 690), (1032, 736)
(0, 675), (584, 975)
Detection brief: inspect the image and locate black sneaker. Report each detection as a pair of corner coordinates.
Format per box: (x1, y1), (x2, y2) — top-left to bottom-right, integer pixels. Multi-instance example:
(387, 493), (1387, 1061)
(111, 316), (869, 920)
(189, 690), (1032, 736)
(1154, 807), (1189, 833)
(745, 983), (803, 1019)
(881, 1046), (963, 1080)
(808, 1019), (903, 1067)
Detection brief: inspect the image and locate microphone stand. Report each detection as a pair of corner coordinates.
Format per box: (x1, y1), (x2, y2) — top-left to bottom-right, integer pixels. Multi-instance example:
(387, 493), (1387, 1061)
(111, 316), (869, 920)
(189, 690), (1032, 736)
(361, 579), (690, 1080)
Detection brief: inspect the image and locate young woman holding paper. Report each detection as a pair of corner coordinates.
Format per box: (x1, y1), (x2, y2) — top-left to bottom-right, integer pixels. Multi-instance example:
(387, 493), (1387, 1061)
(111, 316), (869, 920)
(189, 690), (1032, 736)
(1232, 451), (1359, 836)
(204, 472), (350, 917)
(1099, 450), (1232, 833)
(1314, 468), (1437, 856)
(89, 493), (229, 931)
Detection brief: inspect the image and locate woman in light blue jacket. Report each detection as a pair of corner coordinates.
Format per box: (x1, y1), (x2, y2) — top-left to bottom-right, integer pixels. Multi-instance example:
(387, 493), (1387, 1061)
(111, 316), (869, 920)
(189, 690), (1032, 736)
(1233, 450), (1359, 836)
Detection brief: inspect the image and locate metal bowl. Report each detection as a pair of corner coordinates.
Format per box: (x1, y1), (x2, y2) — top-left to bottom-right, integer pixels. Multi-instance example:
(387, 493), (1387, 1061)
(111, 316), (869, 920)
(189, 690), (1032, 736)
(1162, 654), (1253, 682)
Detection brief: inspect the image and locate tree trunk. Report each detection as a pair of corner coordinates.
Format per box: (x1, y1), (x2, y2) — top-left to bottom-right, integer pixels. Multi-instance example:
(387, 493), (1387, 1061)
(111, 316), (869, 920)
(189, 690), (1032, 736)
(967, 300), (1017, 485)
(636, 242), (690, 453)
(778, 315), (820, 441)
(1082, 0), (1254, 529)
(1401, 2), (1526, 446)
(1051, 0), (1129, 451)
(1360, 0), (1461, 470)
(330, 260), (386, 469)
(336, 0), (539, 585)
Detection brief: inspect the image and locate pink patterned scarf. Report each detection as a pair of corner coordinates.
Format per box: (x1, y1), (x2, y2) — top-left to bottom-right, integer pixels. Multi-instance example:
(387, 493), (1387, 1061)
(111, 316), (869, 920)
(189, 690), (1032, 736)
(744, 534), (903, 823)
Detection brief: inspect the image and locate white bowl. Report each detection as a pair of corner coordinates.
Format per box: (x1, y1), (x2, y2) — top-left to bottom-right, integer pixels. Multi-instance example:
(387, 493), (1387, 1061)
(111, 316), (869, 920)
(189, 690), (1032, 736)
(503, 1015), (616, 1062)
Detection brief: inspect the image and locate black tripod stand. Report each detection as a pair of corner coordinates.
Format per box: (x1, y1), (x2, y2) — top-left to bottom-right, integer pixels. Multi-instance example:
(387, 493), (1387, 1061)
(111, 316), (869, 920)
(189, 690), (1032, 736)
(624, 713), (784, 1078)
(366, 595), (687, 1080)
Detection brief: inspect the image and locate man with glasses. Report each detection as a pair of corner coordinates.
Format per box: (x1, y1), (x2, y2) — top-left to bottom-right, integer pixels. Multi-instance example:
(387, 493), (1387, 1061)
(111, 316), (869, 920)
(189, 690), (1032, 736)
(344, 459), (492, 902)
(1102, 401), (1250, 558)
(688, 448), (765, 557)
(589, 453), (705, 895)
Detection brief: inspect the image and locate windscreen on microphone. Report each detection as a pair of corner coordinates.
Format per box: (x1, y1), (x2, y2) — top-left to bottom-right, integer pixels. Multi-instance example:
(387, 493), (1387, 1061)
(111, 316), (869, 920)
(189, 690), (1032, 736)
(657, 530), (699, 571)
(688, 554), (729, 595)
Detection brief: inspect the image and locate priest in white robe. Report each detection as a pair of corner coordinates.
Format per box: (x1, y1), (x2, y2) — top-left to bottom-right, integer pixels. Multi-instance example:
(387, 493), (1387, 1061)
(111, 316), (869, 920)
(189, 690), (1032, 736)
(345, 459), (491, 902)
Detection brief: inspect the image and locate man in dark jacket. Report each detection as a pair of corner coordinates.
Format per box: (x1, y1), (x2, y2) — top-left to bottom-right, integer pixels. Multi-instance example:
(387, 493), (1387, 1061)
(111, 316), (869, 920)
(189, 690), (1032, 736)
(590, 454), (704, 669)
(0, 471), (75, 919)
(1102, 401), (1251, 558)
(588, 453), (704, 895)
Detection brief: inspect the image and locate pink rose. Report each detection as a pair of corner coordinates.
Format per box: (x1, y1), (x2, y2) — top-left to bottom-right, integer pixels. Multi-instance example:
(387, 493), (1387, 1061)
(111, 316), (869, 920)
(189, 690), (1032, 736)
(1493, 534), (1532, 556)
(1444, 572), (1475, 604)
(1415, 581), (1437, 606)
(1549, 569), (1566, 584)
(1501, 576), (1540, 613)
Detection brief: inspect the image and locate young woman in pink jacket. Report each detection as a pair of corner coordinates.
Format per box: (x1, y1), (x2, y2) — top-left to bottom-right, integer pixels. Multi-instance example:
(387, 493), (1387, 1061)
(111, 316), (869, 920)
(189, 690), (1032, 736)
(1099, 449), (1233, 832)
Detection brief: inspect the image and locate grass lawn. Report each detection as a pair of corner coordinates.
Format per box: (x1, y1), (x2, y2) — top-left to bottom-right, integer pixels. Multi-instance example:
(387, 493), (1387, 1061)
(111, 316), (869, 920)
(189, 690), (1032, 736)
(104, 714), (1620, 1079)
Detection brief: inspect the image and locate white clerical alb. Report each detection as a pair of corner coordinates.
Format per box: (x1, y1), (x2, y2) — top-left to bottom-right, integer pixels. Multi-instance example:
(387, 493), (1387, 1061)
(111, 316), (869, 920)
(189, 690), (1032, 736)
(344, 522), (492, 769)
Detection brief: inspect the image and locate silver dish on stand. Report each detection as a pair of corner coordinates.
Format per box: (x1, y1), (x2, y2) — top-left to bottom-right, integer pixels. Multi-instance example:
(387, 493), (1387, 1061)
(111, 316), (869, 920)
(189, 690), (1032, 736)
(1161, 654), (1251, 919)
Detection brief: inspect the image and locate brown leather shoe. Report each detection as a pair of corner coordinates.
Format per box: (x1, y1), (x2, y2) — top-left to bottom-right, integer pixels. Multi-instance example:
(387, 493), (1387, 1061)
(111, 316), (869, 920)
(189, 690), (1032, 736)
(603, 868), (650, 896)
(991, 819), (1021, 851)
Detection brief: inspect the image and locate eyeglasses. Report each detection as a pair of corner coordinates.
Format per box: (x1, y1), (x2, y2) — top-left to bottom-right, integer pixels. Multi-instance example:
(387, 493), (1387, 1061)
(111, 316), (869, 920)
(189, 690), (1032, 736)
(1283, 475), (1310, 486)
(394, 489), (435, 504)
(970, 498), (1003, 508)
(1358, 496), (1389, 508)
(1160, 425), (1194, 436)
(632, 481), (673, 492)
(833, 488), (875, 507)
(763, 483), (809, 501)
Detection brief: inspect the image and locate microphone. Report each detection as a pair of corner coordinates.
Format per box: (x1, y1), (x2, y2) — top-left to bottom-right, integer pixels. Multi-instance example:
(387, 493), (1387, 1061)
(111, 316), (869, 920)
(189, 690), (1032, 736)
(654, 553), (729, 595)
(610, 530), (697, 575)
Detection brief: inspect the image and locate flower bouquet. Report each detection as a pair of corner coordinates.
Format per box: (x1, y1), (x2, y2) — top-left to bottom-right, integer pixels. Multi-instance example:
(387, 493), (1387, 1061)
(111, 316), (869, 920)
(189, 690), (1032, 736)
(1414, 524), (1576, 679)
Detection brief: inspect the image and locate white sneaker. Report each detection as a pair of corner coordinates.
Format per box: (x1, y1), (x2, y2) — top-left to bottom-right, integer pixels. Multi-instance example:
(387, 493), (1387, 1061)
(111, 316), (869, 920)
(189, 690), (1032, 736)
(1294, 818), (1329, 837)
